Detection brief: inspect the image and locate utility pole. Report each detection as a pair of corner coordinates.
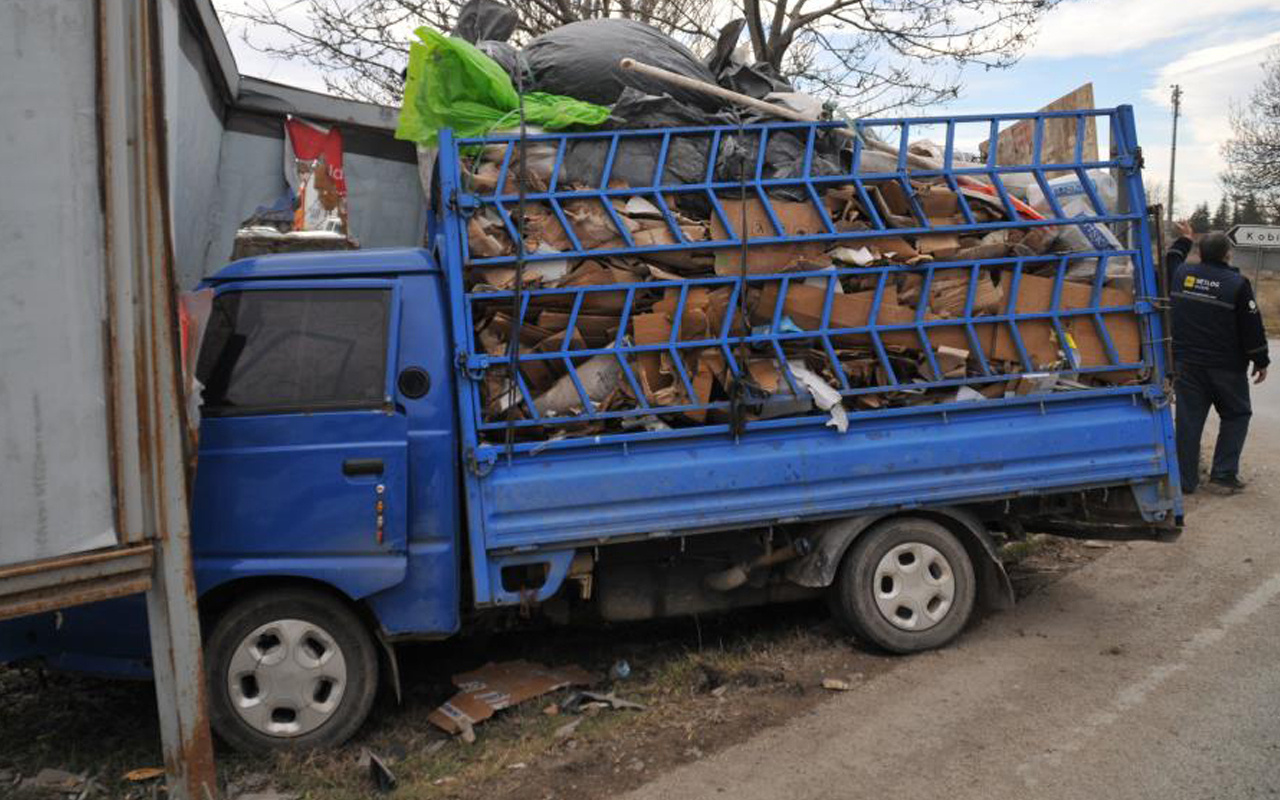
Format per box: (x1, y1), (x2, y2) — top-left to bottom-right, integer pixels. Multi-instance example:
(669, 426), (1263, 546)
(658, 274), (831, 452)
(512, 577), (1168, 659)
(1167, 84), (1182, 234)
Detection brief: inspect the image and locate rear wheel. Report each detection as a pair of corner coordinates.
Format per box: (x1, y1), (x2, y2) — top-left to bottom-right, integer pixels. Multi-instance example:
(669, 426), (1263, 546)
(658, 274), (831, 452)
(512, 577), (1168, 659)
(830, 518), (976, 653)
(206, 588), (379, 752)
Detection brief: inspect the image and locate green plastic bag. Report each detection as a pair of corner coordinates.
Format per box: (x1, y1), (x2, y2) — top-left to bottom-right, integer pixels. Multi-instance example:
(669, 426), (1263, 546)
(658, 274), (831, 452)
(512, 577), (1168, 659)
(396, 28), (610, 145)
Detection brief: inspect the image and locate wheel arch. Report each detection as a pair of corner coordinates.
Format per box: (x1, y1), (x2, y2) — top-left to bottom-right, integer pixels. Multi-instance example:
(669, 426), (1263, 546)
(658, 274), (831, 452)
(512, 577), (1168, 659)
(787, 508), (1014, 611)
(198, 576), (402, 704)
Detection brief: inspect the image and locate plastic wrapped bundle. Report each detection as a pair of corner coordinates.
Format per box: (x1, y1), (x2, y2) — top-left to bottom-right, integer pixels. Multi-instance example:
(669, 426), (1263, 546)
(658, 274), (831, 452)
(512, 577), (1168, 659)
(525, 19), (722, 110)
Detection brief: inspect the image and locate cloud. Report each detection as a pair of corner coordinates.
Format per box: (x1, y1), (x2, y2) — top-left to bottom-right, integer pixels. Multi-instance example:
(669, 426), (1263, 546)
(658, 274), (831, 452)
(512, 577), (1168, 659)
(1029, 0), (1278, 59)
(1143, 30), (1279, 211)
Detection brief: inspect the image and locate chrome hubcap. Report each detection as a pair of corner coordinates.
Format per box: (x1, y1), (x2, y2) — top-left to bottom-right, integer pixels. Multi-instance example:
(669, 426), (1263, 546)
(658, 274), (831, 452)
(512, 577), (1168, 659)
(873, 542), (956, 631)
(227, 619), (347, 737)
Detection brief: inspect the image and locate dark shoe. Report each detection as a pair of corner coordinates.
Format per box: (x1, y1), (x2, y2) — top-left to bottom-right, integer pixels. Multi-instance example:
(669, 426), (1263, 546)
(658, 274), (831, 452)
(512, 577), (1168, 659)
(1208, 475), (1246, 493)
(1181, 486), (1196, 496)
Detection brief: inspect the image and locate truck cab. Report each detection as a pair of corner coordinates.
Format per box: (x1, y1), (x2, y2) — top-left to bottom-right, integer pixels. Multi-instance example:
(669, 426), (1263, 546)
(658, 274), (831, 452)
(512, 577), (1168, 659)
(2, 249), (467, 751)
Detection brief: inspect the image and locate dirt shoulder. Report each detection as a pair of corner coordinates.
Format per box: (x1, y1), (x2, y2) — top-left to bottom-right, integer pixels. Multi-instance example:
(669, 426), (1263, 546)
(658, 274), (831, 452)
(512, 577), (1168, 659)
(0, 536), (1101, 800)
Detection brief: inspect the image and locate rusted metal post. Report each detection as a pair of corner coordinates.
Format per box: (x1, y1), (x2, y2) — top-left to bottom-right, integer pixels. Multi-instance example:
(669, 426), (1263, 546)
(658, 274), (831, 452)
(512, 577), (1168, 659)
(98, 0), (217, 796)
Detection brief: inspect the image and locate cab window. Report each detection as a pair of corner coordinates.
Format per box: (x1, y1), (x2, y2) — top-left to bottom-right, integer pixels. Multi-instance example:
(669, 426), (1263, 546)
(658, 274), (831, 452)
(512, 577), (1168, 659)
(196, 289), (390, 415)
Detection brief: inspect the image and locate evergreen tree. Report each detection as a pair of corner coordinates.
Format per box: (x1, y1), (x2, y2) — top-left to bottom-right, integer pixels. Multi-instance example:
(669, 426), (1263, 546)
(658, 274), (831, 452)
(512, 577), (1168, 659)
(1238, 193), (1265, 225)
(1211, 197), (1231, 230)
(1188, 202), (1211, 233)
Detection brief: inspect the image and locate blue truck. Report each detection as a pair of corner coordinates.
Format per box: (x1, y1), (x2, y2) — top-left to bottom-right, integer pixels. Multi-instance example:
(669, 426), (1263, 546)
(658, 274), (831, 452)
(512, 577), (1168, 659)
(0, 108), (1181, 752)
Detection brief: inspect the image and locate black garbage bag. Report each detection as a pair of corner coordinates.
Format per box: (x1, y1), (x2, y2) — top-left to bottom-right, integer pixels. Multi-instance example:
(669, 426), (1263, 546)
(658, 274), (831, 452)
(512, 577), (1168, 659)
(703, 19), (794, 99)
(705, 19), (745, 77)
(525, 19), (723, 110)
(714, 126), (846, 201)
(561, 89), (738, 190)
(451, 0), (518, 43)
(476, 40), (529, 86)
(718, 61), (793, 99)
(562, 88), (845, 212)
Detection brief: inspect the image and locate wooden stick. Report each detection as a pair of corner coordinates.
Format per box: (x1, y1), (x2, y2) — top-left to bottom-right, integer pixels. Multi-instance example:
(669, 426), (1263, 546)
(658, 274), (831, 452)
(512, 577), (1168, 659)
(620, 57), (818, 123)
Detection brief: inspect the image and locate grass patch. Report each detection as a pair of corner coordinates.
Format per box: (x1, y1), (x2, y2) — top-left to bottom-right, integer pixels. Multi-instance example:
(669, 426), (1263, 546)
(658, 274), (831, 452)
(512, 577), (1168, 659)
(999, 533), (1051, 565)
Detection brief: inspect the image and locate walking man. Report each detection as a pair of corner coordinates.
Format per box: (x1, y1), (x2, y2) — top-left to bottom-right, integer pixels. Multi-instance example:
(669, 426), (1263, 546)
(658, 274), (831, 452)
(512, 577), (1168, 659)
(1167, 221), (1269, 494)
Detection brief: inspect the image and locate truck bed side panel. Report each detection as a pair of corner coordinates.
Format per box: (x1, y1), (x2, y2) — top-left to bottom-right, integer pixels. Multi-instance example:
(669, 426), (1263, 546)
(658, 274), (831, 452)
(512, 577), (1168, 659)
(477, 391), (1171, 550)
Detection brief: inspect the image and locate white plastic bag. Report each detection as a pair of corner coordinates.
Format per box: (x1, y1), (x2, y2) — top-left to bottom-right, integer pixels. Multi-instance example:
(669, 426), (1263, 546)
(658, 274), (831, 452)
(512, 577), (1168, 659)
(1027, 170), (1118, 216)
(1056, 210), (1133, 281)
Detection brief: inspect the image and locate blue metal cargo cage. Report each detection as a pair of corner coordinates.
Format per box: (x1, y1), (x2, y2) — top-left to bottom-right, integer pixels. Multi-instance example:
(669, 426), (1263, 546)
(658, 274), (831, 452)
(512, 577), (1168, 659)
(431, 106), (1179, 605)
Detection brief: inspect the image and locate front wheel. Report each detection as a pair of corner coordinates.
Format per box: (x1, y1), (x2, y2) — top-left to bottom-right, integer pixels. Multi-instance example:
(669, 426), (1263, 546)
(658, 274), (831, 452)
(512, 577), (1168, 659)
(205, 588), (379, 752)
(829, 518), (976, 653)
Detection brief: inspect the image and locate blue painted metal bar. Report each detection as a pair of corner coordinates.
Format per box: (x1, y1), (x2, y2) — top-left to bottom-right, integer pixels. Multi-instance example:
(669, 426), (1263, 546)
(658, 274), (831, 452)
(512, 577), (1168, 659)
(458, 213), (1141, 267)
(436, 109), (1177, 603)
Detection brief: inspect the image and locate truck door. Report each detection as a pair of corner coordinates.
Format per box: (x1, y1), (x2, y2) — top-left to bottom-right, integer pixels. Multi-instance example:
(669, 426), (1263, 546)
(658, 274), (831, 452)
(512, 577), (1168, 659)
(190, 282), (410, 595)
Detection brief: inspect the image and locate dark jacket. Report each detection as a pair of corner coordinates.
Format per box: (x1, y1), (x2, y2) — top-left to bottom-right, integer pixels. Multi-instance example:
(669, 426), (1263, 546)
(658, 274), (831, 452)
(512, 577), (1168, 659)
(1167, 237), (1269, 371)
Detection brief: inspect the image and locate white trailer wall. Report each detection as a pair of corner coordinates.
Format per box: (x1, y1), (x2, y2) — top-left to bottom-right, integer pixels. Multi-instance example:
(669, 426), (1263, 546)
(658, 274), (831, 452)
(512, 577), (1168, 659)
(0, 2), (119, 567)
(169, 2), (233, 289)
(0, 0), (427, 566)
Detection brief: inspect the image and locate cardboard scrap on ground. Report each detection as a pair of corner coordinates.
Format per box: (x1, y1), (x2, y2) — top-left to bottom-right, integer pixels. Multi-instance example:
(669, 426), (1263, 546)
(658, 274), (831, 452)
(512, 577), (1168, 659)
(428, 661), (595, 736)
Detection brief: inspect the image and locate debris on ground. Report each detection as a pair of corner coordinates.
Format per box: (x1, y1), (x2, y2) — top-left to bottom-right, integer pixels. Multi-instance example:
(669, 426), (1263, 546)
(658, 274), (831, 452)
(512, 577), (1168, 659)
(554, 717), (584, 740)
(231, 791), (300, 800)
(19, 767), (86, 794)
(427, 660), (595, 737)
(561, 690), (646, 713)
(222, 771), (273, 799)
(122, 767), (164, 782)
(821, 678), (851, 691)
(361, 749), (397, 793)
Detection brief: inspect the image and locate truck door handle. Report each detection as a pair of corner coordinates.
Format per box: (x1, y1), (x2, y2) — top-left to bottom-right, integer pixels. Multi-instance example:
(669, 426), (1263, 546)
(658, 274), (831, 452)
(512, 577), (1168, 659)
(343, 458), (384, 476)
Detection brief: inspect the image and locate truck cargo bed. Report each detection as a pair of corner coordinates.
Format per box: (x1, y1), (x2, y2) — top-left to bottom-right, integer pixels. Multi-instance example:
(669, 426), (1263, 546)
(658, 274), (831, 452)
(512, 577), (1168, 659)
(433, 107), (1180, 605)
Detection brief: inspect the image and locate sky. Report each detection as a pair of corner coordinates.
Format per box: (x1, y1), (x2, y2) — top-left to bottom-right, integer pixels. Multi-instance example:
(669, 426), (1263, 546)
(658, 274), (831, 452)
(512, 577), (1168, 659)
(215, 0), (1280, 215)
(945, 0), (1280, 214)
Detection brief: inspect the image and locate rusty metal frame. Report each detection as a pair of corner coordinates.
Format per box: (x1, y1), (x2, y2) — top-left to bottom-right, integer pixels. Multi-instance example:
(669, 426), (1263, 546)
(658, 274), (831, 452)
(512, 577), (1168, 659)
(0, 545), (154, 620)
(97, 0), (218, 795)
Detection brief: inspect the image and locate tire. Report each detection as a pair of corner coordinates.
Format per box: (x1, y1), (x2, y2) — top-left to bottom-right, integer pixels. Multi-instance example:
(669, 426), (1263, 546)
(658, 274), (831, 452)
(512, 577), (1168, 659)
(205, 587), (379, 753)
(829, 518), (976, 654)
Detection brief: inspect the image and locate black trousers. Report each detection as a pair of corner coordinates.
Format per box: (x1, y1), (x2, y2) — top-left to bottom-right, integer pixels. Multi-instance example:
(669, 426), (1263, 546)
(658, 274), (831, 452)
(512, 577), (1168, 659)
(1175, 363), (1252, 491)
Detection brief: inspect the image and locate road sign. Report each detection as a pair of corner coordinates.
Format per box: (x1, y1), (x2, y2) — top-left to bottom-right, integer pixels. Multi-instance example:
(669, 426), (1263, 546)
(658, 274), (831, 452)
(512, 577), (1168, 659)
(1228, 225), (1280, 248)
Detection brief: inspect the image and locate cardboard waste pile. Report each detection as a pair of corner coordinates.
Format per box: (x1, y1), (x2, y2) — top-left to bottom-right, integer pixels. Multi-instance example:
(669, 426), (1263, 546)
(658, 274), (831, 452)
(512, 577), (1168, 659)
(395, 2), (1147, 443)
(459, 163), (1142, 441)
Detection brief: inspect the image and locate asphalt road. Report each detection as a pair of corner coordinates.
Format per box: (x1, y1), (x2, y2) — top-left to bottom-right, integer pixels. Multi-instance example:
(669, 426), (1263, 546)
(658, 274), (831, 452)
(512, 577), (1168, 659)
(624, 376), (1280, 800)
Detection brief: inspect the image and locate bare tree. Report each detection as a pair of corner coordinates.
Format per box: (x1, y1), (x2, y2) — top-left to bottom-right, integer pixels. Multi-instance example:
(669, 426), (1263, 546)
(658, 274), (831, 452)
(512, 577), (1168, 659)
(216, 0), (1059, 114)
(740, 0), (1060, 115)
(218, 0), (720, 102)
(1222, 45), (1280, 215)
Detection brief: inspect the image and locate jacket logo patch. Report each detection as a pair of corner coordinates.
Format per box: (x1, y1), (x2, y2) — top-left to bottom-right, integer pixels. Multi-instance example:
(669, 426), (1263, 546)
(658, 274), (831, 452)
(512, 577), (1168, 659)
(1184, 275), (1222, 291)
